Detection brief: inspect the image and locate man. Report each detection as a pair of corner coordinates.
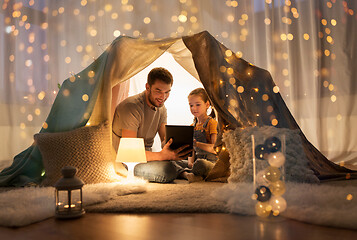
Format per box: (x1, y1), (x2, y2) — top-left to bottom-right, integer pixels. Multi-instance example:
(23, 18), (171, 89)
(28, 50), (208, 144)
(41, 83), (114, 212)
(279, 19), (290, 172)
(112, 67), (191, 183)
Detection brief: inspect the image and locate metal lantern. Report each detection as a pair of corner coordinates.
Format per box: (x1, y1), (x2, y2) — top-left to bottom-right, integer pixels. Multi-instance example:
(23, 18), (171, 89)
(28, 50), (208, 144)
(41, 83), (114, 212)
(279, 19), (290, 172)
(55, 166), (85, 219)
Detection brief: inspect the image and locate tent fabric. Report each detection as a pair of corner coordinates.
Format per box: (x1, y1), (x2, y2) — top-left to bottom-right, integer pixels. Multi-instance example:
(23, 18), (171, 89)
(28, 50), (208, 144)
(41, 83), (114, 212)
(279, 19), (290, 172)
(0, 31), (354, 187)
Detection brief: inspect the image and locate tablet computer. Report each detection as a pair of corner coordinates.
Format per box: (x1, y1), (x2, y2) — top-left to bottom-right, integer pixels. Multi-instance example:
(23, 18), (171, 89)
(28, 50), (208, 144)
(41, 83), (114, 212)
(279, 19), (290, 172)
(165, 125), (194, 156)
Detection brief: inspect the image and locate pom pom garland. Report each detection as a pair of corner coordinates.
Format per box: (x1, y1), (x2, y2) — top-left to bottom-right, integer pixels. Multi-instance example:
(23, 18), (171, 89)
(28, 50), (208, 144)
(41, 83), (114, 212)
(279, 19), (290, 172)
(254, 186), (272, 202)
(264, 136), (282, 153)
(253, 135), (287, 218)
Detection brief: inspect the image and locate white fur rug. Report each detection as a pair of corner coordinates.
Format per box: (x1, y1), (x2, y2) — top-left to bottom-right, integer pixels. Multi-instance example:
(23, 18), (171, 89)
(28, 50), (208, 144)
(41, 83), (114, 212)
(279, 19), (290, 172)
(212, 180), (357, 230)
(2, 162), (357, 231)
(85, 180), (226, 213)
(0, 179), (147, 227)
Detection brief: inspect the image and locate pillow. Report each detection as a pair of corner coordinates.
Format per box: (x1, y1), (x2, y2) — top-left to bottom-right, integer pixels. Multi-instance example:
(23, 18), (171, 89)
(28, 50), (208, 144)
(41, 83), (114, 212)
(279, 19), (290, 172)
(34, 121), (123, 186)
(223, 126), (319, 183)
(205, 144), (230, 182)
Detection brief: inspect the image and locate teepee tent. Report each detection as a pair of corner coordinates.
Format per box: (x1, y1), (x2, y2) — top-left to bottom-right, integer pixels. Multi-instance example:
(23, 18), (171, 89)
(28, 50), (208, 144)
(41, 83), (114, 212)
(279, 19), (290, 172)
(0, 31), (354, 187)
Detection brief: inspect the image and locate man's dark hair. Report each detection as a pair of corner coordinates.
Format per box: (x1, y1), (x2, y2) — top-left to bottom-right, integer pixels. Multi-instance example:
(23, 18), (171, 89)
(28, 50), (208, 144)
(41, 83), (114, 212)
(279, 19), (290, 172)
(147, 67), (173, 86)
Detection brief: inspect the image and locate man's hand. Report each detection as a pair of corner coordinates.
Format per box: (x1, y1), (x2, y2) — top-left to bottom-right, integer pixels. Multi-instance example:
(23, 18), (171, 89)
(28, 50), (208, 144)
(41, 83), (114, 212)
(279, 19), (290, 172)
(161, 138), (192, 161)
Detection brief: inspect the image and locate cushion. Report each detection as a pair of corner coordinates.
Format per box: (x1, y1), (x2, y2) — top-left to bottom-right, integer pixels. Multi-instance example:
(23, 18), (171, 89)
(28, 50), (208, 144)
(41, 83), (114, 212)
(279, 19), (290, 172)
(205, 145), (230, 182)
(34, 121), (123, 186)
(223, 126), (319, 183)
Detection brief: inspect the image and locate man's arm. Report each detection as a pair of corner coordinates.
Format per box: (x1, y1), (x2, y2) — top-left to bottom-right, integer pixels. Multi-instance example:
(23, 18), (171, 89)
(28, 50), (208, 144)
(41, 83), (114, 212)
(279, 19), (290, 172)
(120, 127), (191, 161)
(146, 138), (191, 161)
(158, 122), (166, 148)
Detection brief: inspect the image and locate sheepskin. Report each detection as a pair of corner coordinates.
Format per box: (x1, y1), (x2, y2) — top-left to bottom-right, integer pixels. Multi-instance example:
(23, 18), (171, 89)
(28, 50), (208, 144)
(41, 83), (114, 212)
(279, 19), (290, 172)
(223, 126), (319, 183)
(0, 179), (146, 227)
(212, 180), (357, 230)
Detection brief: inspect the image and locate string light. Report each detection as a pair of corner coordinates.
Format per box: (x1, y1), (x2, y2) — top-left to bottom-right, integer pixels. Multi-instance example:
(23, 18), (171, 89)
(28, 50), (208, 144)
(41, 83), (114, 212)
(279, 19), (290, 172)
(2, 1), (352, 174)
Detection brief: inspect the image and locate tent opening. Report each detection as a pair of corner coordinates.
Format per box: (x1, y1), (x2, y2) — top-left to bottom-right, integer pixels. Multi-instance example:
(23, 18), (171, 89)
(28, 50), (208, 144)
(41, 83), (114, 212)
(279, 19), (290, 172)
(115, 52), (204, 152)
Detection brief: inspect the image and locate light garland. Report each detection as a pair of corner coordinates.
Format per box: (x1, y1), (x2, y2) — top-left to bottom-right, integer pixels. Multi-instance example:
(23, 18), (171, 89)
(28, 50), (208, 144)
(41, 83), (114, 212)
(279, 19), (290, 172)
(252, 134), (287, 218)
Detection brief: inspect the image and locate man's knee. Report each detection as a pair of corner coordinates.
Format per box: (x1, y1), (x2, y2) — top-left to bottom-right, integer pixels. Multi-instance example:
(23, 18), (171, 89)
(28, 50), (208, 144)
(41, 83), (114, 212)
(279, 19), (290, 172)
(134, 161), (177, 183)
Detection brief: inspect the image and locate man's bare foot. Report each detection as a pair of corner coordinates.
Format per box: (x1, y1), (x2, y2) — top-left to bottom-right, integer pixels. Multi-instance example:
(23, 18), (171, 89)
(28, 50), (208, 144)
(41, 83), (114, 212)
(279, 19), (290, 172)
(186, 173), (203, 183)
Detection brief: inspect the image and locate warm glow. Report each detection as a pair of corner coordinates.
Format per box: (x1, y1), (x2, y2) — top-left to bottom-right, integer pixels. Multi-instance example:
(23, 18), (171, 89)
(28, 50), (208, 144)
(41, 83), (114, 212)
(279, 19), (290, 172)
(273, 86), (280, 93)
(116, 138), (147, 179)
(82, 94), (89, 101)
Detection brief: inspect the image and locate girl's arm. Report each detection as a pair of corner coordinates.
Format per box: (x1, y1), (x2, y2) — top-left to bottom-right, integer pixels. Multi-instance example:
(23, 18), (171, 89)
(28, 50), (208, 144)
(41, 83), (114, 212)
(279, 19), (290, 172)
(188, 151), (195, 168)
(195, 133), (217, 154)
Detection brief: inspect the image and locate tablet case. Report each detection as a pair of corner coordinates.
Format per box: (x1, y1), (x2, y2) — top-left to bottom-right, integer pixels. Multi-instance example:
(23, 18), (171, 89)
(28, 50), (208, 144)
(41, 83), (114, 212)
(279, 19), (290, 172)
(165, 125), (194, 156)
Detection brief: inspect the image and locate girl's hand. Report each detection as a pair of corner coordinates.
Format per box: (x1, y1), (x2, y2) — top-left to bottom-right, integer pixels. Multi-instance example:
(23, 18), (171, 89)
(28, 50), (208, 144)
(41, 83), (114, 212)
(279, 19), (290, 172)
(188, 156), (194, 168)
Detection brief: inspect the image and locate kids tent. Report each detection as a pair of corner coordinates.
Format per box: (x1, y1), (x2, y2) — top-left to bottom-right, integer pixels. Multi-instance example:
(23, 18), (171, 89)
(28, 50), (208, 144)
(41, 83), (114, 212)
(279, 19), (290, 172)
(0, 31), (354, 187)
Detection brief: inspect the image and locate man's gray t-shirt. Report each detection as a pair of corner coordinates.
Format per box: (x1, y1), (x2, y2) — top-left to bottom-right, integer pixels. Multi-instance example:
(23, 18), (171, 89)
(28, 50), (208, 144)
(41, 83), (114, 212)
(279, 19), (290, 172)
(112, 91), (167, 151)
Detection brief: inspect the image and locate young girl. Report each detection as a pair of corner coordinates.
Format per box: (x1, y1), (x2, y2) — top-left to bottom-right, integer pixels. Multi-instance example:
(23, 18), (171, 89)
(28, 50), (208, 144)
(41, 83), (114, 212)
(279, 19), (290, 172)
(181, 88), (218, 183)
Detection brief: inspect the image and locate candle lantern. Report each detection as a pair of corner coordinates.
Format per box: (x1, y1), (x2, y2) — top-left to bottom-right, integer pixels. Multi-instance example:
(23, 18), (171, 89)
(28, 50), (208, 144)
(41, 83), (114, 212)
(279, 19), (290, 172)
(55, 166), (85, 219)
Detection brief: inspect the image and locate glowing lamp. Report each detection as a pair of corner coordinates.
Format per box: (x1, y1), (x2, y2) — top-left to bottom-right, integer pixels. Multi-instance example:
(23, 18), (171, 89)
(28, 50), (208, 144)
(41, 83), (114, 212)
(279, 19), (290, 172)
(55, 166), (85, 219)
(116, 138), (147, 179)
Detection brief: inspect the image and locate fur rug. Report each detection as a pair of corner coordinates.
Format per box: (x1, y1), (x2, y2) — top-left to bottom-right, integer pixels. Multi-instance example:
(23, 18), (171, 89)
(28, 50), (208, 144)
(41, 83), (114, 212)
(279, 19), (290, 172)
(1, 176), (357, 230)
(0, 179), (226, 227)
(85, 180), (226, 213)
(212, 180), (357, 230)
(0, 179), (147, 227)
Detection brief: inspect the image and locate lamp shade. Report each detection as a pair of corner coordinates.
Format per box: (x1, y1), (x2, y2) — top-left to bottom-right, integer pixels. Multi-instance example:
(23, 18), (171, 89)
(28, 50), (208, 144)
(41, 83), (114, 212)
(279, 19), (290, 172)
(116, 138), (147, 163)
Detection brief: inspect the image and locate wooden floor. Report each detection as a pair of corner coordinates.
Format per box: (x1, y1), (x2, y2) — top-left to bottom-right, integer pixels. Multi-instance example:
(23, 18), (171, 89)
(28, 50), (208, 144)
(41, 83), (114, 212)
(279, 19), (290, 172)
(1, 213), (356, 240)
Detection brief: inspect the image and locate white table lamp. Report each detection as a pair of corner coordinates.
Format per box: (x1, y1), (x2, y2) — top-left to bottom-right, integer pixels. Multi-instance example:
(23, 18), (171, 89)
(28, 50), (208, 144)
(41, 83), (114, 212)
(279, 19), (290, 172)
(116, 138), (147, 179)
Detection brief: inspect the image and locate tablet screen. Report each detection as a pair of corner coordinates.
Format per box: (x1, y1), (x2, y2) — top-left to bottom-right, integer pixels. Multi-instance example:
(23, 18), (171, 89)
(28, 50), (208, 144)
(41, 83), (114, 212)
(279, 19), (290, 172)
(165, 125), (194, 156)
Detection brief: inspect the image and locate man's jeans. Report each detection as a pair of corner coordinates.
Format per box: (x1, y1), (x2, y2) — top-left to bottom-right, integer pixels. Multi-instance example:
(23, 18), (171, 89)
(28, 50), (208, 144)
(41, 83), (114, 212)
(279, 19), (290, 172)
(134, 161), (181, 183)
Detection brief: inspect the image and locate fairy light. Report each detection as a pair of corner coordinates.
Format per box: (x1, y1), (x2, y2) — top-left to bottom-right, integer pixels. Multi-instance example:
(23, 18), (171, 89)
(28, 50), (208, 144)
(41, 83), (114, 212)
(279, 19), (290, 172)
(331, 95), (337, 102)
(133, 30), (140, 37)
(328, 84), (334, 91)
(38, 91), (46, 100)
(236, 51), (243, 58)
(124, 23), (132, 30)
(82, 94), (89, 102)
(62, 89), (70, 97)
(2, 1), (353, 184)
(190, 16), (197, 23)
(104, 4), (112, 12)
(148, 32), (155, 39)
(83, 112), (90, 120)
(237, 86), (244, 93)
(85, 45), (93, 52)
(346, 194), (353, 201)
(143, 17), (151, 24)
(273, 86), (280, 93)
(65, 57), (71, 64)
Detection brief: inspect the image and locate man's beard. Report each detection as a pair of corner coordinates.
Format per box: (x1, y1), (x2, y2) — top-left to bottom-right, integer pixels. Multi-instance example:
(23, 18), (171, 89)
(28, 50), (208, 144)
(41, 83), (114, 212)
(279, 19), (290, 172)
(148, 90), (163, 108)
